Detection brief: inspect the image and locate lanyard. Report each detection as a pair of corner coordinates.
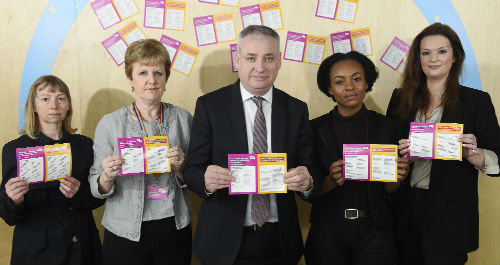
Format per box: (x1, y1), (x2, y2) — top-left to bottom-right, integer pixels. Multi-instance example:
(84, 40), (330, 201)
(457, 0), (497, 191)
(132, 102), (163, 136)
(132, 102), (164, 184)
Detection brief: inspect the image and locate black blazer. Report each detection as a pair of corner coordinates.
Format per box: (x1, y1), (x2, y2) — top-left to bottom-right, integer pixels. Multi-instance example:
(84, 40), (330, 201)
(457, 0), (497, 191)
(309, 108), (397, 228)
(386, 86), (500, 253)
(0, 131), (104, 265)
(184, 81), (321, 265)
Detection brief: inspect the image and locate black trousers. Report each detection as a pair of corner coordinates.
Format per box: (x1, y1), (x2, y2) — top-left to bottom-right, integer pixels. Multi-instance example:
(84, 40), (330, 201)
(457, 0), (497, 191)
(304, 218), (396, 265)
(102, 217), (192, 265)
(396, 188), (468, 265)
(233, 223), (285, 265)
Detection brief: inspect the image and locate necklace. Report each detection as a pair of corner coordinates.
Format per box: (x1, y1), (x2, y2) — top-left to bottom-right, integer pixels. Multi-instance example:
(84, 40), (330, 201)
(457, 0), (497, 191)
(432, 92), (443, 99)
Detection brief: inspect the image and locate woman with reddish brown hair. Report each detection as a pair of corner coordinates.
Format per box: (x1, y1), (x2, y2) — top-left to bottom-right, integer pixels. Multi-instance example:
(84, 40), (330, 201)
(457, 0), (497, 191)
(387, 23), (500, 265)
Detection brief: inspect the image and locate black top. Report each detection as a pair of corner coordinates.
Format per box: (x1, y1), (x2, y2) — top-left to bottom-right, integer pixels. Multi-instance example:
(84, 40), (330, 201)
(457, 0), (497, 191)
(330, 105), (370, 209)
(0, 131), (104, 265)
(310, 105), (398, 228)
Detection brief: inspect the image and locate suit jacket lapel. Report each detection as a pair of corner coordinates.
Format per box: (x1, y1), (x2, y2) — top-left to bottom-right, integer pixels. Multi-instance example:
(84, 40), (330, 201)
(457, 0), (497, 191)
(227, 81), (249, 154)
(440, 107), (457, 123)
(271, 88), (286, 153)
(440, 101), (463, 124)
(429, 87), (464, 197)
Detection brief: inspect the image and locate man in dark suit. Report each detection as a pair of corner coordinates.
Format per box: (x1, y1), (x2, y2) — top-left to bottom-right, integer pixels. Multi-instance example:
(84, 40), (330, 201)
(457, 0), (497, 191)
(183, 25), (320, 265)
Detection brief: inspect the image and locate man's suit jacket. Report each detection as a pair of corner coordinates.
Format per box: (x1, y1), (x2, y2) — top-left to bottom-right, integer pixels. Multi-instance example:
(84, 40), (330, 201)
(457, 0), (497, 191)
(184, 80), (320, 265)
(386, 85), (500, 253)
(309, 108), (396, 229)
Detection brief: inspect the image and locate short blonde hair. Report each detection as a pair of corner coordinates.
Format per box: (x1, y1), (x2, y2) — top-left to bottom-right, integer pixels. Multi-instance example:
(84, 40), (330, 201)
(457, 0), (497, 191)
(20, 75), (77, 139)
(124, 39), (171, 80)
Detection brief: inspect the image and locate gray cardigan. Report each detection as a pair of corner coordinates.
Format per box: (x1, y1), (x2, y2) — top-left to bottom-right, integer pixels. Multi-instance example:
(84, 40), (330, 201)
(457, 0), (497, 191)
(89, 103), (192, 242)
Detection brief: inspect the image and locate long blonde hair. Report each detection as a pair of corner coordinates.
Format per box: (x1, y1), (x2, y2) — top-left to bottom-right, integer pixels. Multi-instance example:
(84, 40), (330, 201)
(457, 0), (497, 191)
(20, 75), (77, 139)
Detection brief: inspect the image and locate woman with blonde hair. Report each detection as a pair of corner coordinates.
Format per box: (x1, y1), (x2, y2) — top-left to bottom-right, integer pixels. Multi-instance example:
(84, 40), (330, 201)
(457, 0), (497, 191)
(0, 75), (104, 264)
(89, 39), (193, 264)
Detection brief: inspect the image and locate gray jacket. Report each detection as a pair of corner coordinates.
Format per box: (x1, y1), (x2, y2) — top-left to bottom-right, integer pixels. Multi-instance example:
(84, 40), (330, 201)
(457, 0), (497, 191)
(89, 103), (192, 241)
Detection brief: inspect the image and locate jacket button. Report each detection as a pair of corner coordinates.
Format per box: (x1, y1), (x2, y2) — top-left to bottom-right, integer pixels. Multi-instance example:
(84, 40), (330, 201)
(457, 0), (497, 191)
(72, 236), (78, 243)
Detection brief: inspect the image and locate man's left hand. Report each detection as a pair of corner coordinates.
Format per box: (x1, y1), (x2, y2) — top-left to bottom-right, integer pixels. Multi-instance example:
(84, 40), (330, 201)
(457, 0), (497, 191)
(283, 166), (311, 192)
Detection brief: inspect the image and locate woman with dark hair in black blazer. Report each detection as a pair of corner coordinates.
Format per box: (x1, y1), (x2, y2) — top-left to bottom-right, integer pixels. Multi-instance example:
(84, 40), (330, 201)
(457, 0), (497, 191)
(387, 23), (500, 265)
(305, 51), (409, 265)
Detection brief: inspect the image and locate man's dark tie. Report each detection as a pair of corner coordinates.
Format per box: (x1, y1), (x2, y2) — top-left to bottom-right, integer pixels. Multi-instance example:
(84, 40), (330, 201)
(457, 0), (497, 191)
(250, 96), (270, 226)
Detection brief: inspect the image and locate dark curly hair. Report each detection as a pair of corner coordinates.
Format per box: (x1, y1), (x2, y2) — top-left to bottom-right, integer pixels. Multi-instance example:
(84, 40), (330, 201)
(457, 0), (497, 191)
(317, 51), (379, 102)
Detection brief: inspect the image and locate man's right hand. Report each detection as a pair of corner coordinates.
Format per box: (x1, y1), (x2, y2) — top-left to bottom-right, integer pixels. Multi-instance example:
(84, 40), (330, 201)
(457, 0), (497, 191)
(204, 165), (234, 193)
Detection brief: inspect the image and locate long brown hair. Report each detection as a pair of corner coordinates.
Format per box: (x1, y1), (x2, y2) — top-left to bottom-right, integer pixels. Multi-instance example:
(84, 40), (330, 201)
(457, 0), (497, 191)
(395, 23), (464, 118)
(20, 75), (77, 139)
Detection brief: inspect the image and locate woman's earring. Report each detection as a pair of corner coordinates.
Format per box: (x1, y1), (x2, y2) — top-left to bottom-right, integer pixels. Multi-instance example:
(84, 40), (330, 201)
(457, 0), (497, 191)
(131, 86), (134, 92)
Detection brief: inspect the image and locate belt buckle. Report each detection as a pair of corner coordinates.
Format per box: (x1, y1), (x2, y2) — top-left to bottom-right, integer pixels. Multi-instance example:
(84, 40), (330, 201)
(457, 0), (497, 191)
(345, 209), (359, 219)
(248, 224), (262, 231)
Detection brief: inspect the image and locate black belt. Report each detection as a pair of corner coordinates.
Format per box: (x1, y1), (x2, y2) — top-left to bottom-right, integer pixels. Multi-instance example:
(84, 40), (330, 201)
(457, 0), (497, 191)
(32, 206), (76, 213)
(244, 222), (278, 231)
(344, 208), (370, 219)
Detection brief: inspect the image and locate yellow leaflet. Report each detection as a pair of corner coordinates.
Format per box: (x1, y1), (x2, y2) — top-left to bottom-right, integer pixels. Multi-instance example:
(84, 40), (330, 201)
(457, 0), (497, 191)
(165, 1), (186, 31)
(172, 43), (200, 76)
(144, 136), (171, 174)
(257, 153), (287, 194)
(119, 20), (147, 45)
(44, 143), (72, 181)
(369, 144), (398, 182)
(435, 123), (463, 161)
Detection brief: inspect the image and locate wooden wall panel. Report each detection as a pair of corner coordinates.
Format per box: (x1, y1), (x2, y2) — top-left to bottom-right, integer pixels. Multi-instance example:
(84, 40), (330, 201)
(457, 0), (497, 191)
(0, 1), (498, 264)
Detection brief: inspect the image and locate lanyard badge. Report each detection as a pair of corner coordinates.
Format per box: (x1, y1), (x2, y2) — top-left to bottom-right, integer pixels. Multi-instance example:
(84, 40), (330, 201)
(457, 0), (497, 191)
(133, 102), (168, 199)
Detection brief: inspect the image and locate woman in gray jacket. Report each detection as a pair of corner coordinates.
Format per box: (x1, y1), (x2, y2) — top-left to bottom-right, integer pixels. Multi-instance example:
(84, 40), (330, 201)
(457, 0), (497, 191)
(89, 39), (192, 265)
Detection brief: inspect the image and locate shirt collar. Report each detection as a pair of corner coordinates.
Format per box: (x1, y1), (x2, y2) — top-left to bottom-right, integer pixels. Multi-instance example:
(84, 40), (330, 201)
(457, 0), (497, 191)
(239, 83), (273, 104)
(416, 105), (443, 123)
